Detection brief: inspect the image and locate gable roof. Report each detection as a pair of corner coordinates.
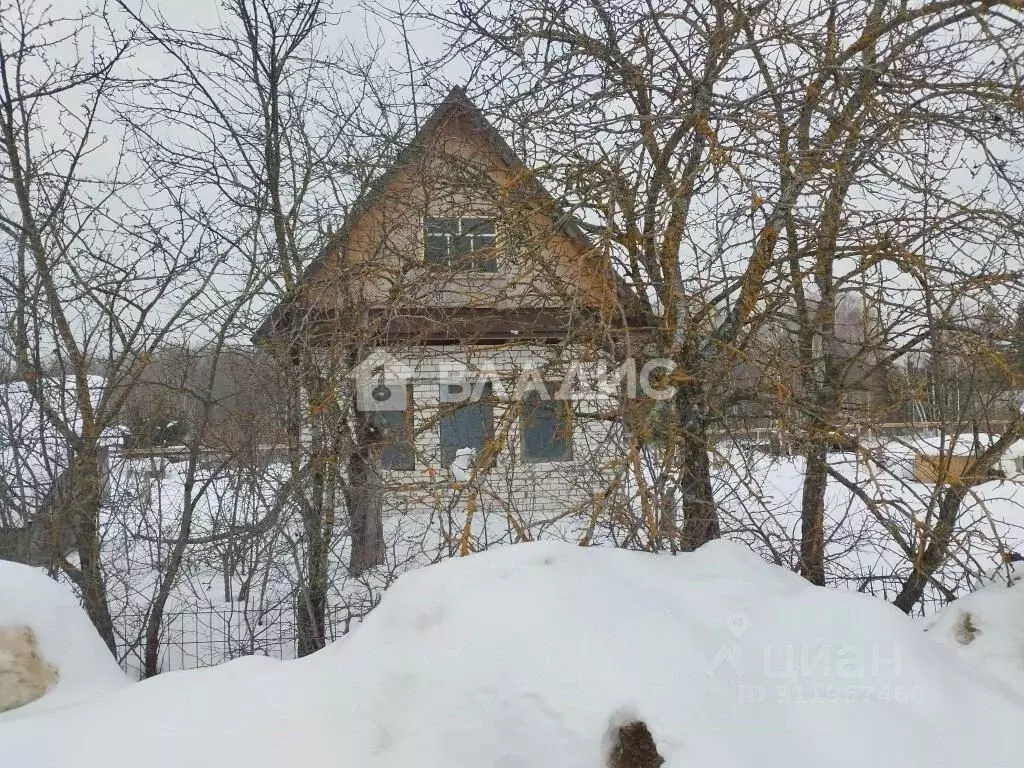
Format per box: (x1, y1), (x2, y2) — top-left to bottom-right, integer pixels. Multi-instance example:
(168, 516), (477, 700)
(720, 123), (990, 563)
(255, 87), (643, 343)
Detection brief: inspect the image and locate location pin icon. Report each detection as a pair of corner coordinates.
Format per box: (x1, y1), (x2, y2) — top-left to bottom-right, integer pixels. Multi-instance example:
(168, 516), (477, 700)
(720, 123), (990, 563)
(727, 613), (750, 638)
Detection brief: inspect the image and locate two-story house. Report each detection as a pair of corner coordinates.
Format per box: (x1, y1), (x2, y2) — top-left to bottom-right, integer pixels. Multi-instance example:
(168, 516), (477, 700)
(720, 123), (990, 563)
(256, 87), (646, 543)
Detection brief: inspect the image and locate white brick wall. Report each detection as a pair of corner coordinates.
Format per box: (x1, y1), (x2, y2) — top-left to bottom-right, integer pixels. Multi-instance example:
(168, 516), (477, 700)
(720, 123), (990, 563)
(365, 344), (629, 535)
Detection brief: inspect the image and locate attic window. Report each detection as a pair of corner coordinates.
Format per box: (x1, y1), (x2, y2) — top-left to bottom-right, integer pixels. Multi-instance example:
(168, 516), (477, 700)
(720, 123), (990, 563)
(424, 217), (497, 272)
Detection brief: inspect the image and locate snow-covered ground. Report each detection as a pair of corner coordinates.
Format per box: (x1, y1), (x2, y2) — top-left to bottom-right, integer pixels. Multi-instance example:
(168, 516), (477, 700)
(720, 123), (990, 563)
(716, 447), (1024, 604)
(926, 559), (1024, 697)
(1, 540), (1021, 767)
(0, 560), (127, 719)
(86, 440), (1024, 675)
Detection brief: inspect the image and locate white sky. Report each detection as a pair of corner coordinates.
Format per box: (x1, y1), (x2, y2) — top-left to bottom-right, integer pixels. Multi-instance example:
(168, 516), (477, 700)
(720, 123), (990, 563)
(3, 0), (1022, 364)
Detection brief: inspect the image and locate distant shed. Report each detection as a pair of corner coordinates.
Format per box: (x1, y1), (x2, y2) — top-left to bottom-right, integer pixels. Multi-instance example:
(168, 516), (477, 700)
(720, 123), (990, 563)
(906, 434), (1024, 484)
(913, 454), (987, 484)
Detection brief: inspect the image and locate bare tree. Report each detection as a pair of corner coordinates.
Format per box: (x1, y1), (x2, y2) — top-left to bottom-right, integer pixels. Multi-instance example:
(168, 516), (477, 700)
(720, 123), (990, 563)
(0, 0), (226, 650)
(437, 0), (1024, 571)
(117, 0), (422, 654)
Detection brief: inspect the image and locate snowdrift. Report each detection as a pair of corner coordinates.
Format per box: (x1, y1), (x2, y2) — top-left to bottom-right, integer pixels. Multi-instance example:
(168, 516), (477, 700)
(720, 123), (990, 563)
(0, 560), (127, 718)
(1, 541), (1021, 767)
(927, 560), (1024, 696)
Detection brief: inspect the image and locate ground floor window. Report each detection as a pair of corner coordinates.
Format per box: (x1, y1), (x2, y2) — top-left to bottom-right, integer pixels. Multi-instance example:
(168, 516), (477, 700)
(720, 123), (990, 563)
(521, 389), (572, 462)
(359, 384), (415, 470)
(439, 381), (495, 466)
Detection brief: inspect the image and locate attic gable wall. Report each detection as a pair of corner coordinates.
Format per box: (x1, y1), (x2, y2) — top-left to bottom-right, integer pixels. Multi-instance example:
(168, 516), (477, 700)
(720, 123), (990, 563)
(304, 107), (617, 318)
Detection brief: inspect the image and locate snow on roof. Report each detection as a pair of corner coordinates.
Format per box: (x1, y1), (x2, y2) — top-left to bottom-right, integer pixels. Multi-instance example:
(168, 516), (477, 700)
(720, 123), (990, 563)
(0, 540), (1021, 767)
(0, 560), (127, 720)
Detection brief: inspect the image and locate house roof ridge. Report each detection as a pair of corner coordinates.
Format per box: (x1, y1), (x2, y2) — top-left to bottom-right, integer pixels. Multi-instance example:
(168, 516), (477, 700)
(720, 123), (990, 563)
(254, 86), (617, 344)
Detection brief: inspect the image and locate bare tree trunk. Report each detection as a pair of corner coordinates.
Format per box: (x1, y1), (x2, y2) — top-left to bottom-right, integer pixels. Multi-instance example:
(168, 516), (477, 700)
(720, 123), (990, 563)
(676, 387), (719, 550)
(296, 403), (332, 657)
(799, 443), (828, 586)
(892, 484), (965, 613)
(65, 444), (116, 654)
(678, 436), (718, 550)
(143, 474), (196, 677)
(299, 462), (333, 655)
(296, 583), (324, 657)
(294, 362), (349, 657)
(347, 410), (385, 575)
(893, 423), (1024, 612)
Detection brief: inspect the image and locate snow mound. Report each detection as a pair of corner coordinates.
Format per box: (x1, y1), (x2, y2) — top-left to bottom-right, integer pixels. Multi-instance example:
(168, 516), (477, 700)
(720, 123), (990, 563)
(1, 541), (1022, 767)
(0, 560), (127, 718)
(926, 561), (1024, 696)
